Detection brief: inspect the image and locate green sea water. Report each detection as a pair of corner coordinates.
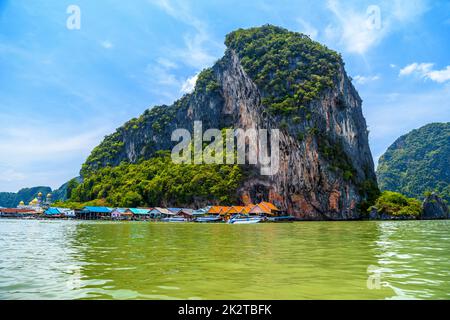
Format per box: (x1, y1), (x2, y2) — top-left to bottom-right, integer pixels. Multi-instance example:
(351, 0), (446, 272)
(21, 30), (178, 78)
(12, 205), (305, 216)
(0, 219), (449, 300)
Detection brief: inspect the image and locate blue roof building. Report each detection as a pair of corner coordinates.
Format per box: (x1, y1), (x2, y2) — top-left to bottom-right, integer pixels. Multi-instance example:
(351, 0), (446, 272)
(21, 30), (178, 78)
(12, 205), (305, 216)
(83, 206), (113, 213)
(127, 208), (151, 215)
(45, 208), (61, 215)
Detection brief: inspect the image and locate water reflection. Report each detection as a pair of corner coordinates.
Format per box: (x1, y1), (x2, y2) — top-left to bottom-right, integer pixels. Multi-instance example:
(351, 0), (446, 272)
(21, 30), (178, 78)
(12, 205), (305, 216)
(374, 221), (450, 299)
(0, 220), (85, 299)
(71, 221), (392, 299)
(0, 220), (449, 299)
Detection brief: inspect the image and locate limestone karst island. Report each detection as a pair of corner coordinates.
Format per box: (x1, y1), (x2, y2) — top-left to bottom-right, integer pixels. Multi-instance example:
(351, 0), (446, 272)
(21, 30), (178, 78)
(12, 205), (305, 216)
(0, 1), (449, 303)
(2, 26), (447, 222)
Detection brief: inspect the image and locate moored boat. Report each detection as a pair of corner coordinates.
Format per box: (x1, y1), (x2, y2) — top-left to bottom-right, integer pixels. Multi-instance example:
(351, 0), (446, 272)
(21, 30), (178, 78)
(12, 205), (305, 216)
(228, 215), (262, 224)
(194, 216), (223, 223)
(161, 217), (188, 223)
(266, 215), (295, 223)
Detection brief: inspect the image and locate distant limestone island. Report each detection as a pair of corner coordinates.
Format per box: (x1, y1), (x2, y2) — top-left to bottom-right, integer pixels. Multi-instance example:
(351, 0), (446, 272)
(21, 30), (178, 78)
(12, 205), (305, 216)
(0, 178), (80, 208)
(0, 26), (448, 221)
(373, 122), (449, 220)
(377, 123), (449, 198)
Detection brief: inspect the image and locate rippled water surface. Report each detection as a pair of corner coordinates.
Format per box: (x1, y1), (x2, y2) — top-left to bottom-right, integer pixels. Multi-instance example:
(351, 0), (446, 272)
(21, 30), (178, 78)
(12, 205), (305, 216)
(0, 219), (449, 299)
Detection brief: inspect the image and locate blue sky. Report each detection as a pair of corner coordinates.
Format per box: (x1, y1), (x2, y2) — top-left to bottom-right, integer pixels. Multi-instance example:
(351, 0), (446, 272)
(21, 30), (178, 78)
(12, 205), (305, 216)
(0, 0), (449, 192)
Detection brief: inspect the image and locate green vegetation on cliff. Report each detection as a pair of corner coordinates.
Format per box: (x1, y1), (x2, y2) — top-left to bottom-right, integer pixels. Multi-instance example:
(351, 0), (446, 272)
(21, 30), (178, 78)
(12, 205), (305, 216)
(70, 152), (244, 208)
(225, 25), (341, 116)
(377, 123), (450, 203)
(372, 191), (422, 217)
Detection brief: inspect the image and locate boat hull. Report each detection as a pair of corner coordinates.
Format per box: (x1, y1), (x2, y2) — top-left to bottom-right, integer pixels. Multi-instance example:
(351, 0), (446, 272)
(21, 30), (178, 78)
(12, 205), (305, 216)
(161, 218), (188, 223)
(194, 217), (223, 223)
(266, 216), (295, 223)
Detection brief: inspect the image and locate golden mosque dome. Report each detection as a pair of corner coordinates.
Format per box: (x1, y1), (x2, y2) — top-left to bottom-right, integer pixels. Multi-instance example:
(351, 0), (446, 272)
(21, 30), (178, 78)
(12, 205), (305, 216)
(47, 193), (52, 197)
(19, 201), (25, 206)
(38, 192), (43, 197)
(30, 198), (38, 205)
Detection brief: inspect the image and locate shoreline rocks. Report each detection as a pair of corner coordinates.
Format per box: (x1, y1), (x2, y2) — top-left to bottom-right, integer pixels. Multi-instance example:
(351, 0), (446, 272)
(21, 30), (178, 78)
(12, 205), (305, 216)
(422, 193), (449, 220)
(368, 206), (417, 220)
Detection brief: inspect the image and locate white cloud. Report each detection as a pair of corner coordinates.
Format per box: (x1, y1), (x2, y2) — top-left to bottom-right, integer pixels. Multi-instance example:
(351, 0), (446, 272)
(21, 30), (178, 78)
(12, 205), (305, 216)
(144, 0), (222, 102)
(353, 75), (380, 84)
(180, 73), (199, 94)
(325, 0), (387, 54)
(391, 0), (429, 22)
(157, 57), (177, 69)
(150, 0), (220, 69)
(324, 0), (429, 54)
(427, 66), (450, 83)
(297, 18), (319, 39)
(399, 62), (432, 76)
(100, 40), (113, 49)
(399, 63), (450, 83)
(145, 64), (201, 102)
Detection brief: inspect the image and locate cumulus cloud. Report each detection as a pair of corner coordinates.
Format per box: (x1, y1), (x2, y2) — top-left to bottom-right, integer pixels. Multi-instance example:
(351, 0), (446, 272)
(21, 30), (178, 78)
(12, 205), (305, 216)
(399, 62), (433, 76)
(399, 63), (450, 83)
(427, 67), (450, 83)
(180, 73), (199, 94)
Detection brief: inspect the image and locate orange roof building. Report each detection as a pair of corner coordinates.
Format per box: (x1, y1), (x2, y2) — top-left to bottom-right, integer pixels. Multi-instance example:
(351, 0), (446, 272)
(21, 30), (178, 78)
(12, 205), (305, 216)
(207, 206), (231, 215)
(225, 206), (252, 215)
(207, 203), (280, 216)
(249, 202), (281, 216)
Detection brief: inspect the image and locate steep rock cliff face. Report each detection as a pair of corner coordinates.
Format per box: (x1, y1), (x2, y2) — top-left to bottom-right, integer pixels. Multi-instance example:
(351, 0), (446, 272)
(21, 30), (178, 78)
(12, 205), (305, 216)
(82, 26), (377, 220)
